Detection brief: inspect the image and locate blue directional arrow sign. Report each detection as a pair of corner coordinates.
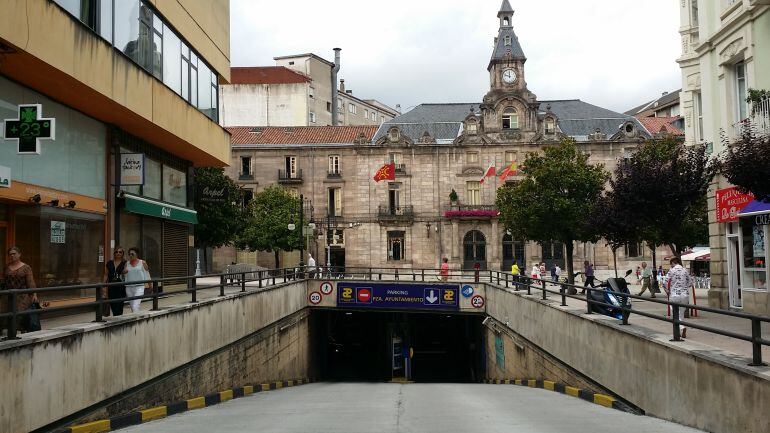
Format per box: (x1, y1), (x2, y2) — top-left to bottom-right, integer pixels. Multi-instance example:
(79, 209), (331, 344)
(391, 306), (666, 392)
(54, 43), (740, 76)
(424, 288), (439, 305)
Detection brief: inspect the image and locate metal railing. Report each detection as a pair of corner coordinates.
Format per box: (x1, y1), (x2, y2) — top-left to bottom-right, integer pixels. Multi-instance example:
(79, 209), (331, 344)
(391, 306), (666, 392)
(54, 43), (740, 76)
(731, 96), (770, 140)
(376, 204), (414, 219)
(277, 169), (303, 182)
(2, 267), (768, 366)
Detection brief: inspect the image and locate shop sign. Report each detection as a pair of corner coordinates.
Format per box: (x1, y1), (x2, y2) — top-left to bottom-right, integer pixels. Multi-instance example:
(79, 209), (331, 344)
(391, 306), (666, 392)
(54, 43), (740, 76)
(120, 153), (145, 186)
(716, 187), (754, 223)
(2, 104), (56, 154)
(0, 165), (10, 188)
(123, 193), (198, 224)
(50, 221), (66, 244)
(198, 185), (228, 203)
(336, 282), (459, 311)
(757, 214), (770, 226)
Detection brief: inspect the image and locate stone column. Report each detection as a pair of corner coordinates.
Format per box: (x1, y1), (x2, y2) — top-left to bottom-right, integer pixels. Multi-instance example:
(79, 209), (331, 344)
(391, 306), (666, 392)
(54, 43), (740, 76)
(452, 221), (459, 261)
(490, 219), (499, 269)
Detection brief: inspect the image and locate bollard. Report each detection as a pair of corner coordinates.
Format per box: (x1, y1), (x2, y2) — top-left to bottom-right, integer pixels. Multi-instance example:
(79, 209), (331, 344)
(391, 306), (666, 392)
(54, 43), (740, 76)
(560, 283), (567, 306)
(220, 275), (226, 297)
(749, 318), (766, 366)
(241, 272), (246, 292)
(496, 271), (500, 285)
(526, 278), (531, 295)
(272, 272), (276, 286)
(95, 285), (104, 322)
(585, 288), (592, 314)
(541, 279), (547, 300)
(671, 304), (681, 341)
(152, 281), (160, 311)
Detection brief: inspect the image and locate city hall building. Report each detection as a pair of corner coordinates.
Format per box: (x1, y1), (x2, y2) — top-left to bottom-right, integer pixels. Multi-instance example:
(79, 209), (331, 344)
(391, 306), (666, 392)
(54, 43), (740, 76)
(1, 0), (230, 303)
(221, 1), (671, 274)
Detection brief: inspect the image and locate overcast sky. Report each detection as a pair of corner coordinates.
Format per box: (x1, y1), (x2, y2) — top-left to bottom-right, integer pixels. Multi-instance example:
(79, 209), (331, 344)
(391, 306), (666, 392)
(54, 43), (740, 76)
(230, 0), (682, 114)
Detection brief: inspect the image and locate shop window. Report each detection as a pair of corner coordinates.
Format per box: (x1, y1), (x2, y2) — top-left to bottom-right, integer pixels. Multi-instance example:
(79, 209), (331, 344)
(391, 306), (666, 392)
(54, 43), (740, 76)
(144, 157), (162, 200)
(742, 220), (767, 290)
(163, 165), (187, 206)
(388, 231), (405, 261)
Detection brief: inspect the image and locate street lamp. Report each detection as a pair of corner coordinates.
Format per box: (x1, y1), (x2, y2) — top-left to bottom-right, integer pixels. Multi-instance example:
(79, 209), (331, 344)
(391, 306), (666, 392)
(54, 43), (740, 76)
(288, 194), (307, 272)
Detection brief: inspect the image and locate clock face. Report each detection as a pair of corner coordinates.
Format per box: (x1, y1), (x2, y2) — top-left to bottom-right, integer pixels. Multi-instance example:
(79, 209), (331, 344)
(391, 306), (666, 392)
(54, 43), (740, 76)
(502, 69), (516, 84)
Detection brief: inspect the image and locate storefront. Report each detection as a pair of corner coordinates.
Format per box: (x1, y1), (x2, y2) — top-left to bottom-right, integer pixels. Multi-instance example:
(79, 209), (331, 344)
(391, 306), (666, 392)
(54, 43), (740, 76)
(1, 76), (108, 301)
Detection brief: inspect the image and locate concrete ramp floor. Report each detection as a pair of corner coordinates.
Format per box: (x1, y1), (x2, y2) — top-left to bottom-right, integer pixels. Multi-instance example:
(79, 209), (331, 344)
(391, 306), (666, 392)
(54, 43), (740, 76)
(118, 383), (703, 433)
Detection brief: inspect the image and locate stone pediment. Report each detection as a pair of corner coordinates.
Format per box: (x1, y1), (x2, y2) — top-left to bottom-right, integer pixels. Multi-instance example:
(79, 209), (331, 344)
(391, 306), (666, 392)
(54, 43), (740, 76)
(461, 166), (484, 176)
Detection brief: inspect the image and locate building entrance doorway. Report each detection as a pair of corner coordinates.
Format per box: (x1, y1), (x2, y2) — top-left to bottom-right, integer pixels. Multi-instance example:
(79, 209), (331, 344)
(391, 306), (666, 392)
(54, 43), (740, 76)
(501, 233), (525, 272)
(728, 235), (742, 308)
(463, 230), (486, 270)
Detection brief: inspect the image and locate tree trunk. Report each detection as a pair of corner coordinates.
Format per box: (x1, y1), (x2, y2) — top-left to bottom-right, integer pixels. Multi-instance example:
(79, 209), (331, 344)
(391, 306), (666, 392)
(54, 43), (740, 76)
(650, 240), (658, 291)
(612, 248), (618, 277)
(274, 250), (280, 270)
(565, 240), (575, 285)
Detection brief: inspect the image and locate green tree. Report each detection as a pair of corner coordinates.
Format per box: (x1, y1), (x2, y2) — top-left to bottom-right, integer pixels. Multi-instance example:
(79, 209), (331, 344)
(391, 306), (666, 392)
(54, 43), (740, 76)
(589, 194), (639, 277)
(722, 126), (770, 201)
(496, 139), (609, 284)
(236, 185), (301, 269)
(194, 167), (245, 271)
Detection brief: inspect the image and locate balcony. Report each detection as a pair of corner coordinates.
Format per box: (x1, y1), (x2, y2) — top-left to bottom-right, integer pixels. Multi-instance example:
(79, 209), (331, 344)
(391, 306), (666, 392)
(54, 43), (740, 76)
(377, 205), (414, 223)
(327, 170), (342, 179)
(730, 97), (770, 142)
(239, 172), (254, 181)
(443, 204), (499, 219)
(278, 169), (303, 183)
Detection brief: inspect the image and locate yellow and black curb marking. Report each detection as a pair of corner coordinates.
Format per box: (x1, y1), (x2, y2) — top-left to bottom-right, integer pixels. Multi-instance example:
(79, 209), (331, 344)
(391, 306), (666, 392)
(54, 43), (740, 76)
(483, 378), (632, 412)
(62, 378), (312, 433)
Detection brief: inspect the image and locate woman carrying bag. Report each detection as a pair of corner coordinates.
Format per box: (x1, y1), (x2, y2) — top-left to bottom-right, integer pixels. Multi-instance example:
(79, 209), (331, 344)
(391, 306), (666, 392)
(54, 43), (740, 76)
(123, 247), (151, 314)
(105, 247), (127, 316)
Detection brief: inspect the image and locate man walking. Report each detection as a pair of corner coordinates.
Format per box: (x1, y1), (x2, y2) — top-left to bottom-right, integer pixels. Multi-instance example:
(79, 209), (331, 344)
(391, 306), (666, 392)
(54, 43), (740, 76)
(637, 261), (654, 297)
(307, 253), (316, 278)
(665, 257), (694, 338)
(582, 261), (595, 294)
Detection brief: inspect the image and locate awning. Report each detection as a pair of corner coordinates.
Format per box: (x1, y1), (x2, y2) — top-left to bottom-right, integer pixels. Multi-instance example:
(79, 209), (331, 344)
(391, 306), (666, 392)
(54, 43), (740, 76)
(681, 248), (710, 262)
(123, 193), (197, 224)
(738, 199), (770, 217)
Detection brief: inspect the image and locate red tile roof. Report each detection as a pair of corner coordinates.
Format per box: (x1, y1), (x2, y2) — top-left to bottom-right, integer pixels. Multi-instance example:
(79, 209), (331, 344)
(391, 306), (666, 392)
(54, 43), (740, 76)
(636, 116), (684, 136)
(227, 126), (379, 145)
(230, 67), (311, 85)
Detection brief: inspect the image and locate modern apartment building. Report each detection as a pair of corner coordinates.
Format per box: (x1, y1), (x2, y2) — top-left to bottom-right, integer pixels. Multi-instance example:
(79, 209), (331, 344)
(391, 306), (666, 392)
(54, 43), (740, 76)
(678, 0), (770, 313)
(219, 52), (399, 127)
(0, 0), (231, 302)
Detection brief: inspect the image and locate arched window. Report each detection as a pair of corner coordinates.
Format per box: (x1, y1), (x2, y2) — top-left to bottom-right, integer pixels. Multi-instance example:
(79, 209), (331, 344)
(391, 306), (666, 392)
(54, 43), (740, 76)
(502, 108), (519, 130)
(463, 230), (487, 270)
(503, 17), (510, 26)
(504, 35), (511, 46)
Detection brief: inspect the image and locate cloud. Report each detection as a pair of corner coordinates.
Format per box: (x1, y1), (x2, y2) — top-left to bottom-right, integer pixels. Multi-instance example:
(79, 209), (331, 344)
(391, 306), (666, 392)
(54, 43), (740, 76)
(230, 0), (681, 113)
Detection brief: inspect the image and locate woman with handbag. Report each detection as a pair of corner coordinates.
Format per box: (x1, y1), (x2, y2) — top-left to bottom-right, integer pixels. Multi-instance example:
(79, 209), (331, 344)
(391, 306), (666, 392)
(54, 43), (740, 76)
(123, 247), (150, 314)
(105, 247), (127, 316)
(2, 246), (39, 333)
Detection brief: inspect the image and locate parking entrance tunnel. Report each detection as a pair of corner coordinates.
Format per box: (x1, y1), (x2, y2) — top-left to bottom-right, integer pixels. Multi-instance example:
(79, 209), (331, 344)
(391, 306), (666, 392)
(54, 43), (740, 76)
(311, 310), (484, 382)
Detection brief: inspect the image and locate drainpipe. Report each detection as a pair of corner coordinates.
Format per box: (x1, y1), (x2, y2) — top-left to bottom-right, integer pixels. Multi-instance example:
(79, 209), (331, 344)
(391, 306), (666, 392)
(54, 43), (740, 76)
(331, 48), (341, 126)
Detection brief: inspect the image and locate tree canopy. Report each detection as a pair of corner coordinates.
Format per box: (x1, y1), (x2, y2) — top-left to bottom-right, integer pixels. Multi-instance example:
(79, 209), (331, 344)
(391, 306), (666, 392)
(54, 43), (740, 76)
(236, 185), (301, 268)
(722, 127), (770, 202)
(194, 167), (245, 249)
(496, 139), (609, 283)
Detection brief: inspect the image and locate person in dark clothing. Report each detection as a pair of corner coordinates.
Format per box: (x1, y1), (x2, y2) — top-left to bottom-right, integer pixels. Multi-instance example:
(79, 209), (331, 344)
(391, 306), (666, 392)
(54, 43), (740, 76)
(105, 247), (127, 316)
(582, 260), (596, 294)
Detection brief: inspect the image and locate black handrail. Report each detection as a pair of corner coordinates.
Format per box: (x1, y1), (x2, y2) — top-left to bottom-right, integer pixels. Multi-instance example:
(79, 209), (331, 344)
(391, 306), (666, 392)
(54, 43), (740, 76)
(2, 266), (768, 366)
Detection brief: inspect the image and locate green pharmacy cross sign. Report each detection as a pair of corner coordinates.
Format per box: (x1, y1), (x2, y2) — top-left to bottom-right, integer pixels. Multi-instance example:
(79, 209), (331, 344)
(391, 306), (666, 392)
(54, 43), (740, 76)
(3, 104), (56, 154)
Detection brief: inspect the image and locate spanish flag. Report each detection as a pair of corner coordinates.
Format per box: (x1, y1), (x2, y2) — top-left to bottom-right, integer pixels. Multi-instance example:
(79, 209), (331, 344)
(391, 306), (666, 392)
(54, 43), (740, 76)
(373, 163), (396, 182)
(498, 161), (518, 181)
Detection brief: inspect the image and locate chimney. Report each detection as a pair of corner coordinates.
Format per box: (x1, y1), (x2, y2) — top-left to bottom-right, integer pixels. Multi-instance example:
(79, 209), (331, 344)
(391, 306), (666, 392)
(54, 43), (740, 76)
(396, 104), (402, 114)
(340, 79), (346, 93)
(662, 91), (668, 96)
(331, 48), (341, 126)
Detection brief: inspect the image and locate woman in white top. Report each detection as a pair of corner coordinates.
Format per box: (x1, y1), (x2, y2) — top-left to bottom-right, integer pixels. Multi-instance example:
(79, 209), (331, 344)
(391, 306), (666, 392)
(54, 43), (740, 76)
(123, 247), (151, 313)
(531, 263), (541, 279)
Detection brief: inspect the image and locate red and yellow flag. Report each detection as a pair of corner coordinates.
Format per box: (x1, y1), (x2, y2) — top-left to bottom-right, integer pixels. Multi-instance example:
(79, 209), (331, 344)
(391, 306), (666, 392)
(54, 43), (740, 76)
(373, 163), (396, 182)
(498, 161), (518, 181)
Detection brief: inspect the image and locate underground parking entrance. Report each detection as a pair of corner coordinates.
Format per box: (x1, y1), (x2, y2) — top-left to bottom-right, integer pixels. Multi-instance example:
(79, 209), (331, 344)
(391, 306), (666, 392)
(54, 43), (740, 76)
(310, 309), (484, 383)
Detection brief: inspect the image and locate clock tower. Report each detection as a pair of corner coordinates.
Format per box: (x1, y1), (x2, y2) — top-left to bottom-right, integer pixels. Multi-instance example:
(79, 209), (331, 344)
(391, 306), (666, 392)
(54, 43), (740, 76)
(480, 0), (539, 137)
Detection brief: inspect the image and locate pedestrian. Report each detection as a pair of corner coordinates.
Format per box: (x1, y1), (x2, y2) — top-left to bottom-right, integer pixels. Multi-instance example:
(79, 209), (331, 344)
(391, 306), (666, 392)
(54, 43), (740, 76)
(307, 253), (316, 279)
(555, 264), (561, 283)
(123, 247), (150, 314)
(105, 246), (126, 316)
(531, 262), (540, 279)
(440, 257), (449, 281)
(665, 257), (694, 338)
(550, 264), (559, 283)
(1, 246), (39, 333)
(582, 261), (595, 294)
(539, 262), (546, 280)
(635, 266), (641, 281)
(636, 261), (654, 298)
(511, 261), (520, 276)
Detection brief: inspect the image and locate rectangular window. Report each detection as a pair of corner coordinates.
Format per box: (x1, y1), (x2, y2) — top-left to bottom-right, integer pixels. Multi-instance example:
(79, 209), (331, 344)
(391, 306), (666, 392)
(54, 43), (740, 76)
(504, 151), (517, 164)
(328, 187), (342, 216)
(309, 87), (315, 99)
(388, 183), (401, 214)
(735, 62), (748, 121)
(338, 100), (344, 113)
(198, 62), (213, 116)
(163, 165), (187, 206)
(327, 229), (344, 246)
(371, 111), (377, 121)
(741, 220), (767, 290)
(326, 102), (332, 112)
(143, 157), (162, 200)
(328, 155), (340, 174)
(348, 103), (357, 114)
(241, 156), (252, 176)
(388, 231), (406, 261)
(364, 108), (369, 119)
(309, 111), (316, 123)
(389, 152), (402, 164)
(625, 243), (641, 258)
(691, 0), (699, 26)
(285, 156), (297, 177)
(162, 24), (181, 94)
(694, 92), (704, 142)
(466, 152), (479, 164)
(467, 181), (481, 206)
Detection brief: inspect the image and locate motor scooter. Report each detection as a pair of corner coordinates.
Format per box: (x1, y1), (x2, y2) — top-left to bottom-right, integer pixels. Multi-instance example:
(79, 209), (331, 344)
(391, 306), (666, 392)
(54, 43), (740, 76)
(586, 270), (633, 320)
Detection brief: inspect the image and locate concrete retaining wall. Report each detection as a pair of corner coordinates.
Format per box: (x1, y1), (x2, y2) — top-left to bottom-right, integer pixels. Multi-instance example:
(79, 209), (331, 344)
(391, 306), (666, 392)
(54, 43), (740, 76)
(0, 281), (309, 433)
(485, 285), (770, 433)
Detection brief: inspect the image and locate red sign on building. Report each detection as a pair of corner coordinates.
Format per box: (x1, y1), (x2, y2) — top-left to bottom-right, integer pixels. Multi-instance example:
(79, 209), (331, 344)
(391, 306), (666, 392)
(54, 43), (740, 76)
(716, 187), (754, 223)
